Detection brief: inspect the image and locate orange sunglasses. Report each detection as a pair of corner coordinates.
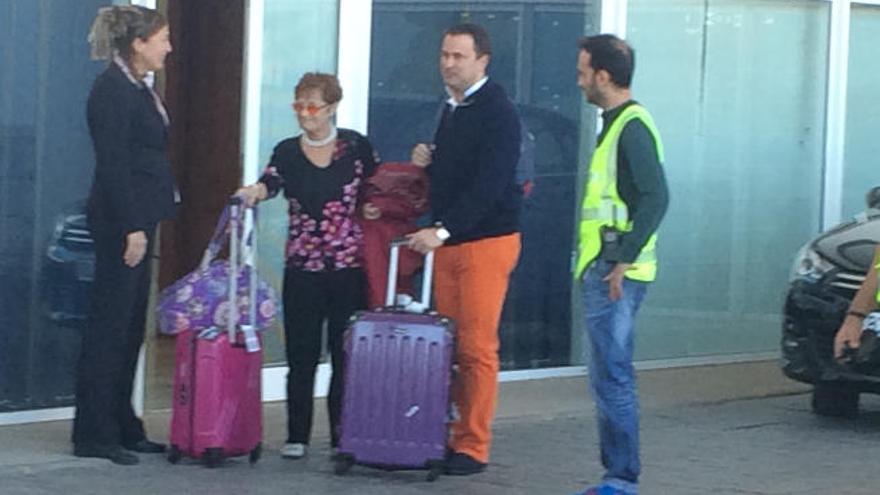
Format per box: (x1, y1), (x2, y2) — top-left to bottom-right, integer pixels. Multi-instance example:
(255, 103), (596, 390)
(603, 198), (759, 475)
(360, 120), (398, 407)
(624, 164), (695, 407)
(292, 101), (331, 116)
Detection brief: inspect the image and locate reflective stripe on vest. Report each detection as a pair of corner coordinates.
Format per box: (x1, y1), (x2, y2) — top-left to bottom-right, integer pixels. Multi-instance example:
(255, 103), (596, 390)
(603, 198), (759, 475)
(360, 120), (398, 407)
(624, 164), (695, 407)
(575, 104), (664, 281)
(876, 260), (880, 304)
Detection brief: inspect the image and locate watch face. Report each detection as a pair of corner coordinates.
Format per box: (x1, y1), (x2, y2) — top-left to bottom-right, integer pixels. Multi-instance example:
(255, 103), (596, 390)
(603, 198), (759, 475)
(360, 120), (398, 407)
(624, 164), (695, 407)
(436, 227), (450, 241)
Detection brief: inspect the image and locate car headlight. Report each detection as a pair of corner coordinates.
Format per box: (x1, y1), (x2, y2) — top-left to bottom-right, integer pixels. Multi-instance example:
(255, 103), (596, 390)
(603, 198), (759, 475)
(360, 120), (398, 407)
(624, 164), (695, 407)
(789, 244), (835, 282)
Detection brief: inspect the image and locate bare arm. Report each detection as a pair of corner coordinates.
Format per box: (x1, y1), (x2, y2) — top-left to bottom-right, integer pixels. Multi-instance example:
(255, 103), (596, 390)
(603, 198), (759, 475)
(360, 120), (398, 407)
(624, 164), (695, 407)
(834, 246), (880, 357)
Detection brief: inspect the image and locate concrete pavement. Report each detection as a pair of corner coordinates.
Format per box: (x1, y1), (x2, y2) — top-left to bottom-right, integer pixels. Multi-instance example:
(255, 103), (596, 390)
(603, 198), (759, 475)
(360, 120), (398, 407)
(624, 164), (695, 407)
(2, 360), (879, 494)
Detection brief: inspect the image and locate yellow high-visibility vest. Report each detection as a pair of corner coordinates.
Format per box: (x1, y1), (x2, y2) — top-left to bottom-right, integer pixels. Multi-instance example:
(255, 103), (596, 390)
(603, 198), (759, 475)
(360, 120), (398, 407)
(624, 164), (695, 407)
(875, 260), (880, 304)
(574, 104), (664, 281)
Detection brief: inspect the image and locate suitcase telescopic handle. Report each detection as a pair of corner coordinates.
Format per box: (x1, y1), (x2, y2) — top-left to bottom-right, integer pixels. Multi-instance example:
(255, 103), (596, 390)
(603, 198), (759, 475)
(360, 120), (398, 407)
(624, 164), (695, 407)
(386, 238), (434, 310)
(228, 200), (240, 341)
(227, 196), (259, 345)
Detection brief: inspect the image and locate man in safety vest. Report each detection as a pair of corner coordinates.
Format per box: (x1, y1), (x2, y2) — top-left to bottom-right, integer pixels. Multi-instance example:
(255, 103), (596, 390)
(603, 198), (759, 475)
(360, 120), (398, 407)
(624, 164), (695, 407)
(571, 34), (669, 495)
(834, 246), (880, 358)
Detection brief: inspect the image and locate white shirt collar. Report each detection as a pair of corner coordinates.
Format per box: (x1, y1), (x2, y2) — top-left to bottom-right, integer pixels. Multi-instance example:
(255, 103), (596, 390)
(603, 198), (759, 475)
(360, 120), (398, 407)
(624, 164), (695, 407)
(114, 55), (143, 87)
(446, 76), (489, 109)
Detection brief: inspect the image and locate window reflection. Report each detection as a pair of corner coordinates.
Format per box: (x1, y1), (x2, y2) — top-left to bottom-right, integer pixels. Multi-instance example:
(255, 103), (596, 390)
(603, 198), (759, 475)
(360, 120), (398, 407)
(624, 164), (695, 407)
(0, 1), (111, 412)
(369, 1), (600, 369)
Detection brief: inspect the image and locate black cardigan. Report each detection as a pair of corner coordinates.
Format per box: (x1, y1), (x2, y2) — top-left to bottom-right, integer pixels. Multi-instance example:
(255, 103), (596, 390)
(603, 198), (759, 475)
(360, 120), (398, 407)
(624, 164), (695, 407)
(86, 63), (176, 233)
(429, 79), (522, 245)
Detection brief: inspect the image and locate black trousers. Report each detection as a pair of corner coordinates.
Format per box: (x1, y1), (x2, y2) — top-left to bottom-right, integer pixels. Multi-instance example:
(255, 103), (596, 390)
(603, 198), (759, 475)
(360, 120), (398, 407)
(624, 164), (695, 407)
(72, 224), (155, 447)
(283, 267), (366, 447)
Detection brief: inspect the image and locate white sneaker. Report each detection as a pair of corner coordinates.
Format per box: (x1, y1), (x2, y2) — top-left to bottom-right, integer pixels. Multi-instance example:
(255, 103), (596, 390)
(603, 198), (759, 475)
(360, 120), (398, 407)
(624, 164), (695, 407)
(280, 442), (306, 459)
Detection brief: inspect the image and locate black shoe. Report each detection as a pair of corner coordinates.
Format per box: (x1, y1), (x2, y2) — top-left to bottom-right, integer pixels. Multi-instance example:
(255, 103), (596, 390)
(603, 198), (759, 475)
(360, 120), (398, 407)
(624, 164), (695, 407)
(123, 439), (167, 454)
(74, 444), (140, 465)
(444, 452), (487, 476)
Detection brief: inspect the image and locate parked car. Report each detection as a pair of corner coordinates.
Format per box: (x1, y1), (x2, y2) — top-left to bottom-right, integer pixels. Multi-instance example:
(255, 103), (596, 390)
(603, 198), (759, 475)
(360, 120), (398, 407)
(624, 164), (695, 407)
(781, 187), (880, 417)
(43, 212), (94, 323)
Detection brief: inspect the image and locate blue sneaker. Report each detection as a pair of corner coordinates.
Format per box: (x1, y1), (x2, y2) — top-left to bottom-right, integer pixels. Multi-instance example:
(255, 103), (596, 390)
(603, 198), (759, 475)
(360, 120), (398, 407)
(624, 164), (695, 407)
(571, 485), (635, 495)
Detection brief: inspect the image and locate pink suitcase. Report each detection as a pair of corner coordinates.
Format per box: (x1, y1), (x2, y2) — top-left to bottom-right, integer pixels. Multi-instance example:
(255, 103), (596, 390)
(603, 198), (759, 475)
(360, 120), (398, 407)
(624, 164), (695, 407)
(334, 240), (455, 481)
(167, 199), (263, 467)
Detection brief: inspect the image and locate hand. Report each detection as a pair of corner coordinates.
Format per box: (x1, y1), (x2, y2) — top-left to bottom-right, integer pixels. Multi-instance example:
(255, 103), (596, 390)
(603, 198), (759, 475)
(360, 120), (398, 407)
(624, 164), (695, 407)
(235, 183), (266, 207)
(834, 316), (864, 359)
(124, 230), (147, 267)
(411, 143), (434, 168)
(406, 228), (444, 254)
(602, 263), (632, 302)
(362, 202), (381, 220)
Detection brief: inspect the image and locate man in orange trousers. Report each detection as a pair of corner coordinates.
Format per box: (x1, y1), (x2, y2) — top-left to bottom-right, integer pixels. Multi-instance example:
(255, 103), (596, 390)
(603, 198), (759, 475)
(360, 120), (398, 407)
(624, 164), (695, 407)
(408, 22), (522, 476)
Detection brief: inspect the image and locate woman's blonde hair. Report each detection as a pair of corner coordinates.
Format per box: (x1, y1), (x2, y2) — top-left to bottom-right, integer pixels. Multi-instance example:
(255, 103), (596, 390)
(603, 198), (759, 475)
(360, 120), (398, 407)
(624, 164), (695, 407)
(88, 5), (167, 61)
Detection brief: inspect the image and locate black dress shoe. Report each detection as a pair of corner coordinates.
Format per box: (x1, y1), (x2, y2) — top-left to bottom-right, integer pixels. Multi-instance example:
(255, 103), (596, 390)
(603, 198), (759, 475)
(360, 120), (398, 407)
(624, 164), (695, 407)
(445, 452), (487, 476)
(123, 439), (167, 453)
(74, 444), (139, 465)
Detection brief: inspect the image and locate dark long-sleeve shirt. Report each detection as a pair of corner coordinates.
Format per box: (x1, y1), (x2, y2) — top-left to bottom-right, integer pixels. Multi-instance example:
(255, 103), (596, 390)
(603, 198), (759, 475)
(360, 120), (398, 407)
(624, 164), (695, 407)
(597, 100), (669, 263)
(428, 79), (522, 244)
(259, 129), (379, 271)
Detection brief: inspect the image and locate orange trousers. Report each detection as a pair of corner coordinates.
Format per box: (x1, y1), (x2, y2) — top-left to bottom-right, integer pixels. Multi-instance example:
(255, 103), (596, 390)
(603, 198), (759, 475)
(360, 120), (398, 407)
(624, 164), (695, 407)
(434, 233), (521, 463)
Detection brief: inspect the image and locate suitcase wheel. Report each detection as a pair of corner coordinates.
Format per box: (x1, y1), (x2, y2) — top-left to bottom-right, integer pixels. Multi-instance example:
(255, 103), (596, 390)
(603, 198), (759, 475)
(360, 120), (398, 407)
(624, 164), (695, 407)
(167, 445), (182, 465)
(203, 448), (224, 468)
(249, 443), (262, 465)
(333, 453), (355, 475)
(426, 460), (443, 482)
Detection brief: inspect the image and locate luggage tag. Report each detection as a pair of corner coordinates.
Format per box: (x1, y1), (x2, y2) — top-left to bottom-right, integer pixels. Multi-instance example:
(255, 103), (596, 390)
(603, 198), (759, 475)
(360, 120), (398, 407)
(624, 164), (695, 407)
(241, 324), (261, 353)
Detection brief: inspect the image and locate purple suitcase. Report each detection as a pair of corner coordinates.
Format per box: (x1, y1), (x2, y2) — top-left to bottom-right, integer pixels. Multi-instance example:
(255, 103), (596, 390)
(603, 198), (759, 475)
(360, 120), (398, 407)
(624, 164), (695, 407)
(335, 240), (454, 481)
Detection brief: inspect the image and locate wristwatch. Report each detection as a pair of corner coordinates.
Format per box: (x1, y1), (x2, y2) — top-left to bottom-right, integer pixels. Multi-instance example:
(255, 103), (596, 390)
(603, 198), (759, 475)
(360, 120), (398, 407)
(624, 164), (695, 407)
(847, 310), (868, 320)
(435, 226), (451, 242)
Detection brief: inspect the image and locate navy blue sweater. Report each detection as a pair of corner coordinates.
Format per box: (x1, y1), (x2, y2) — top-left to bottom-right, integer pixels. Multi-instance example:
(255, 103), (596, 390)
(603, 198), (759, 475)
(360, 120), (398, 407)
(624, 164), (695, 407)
(429, 80), (521, 245)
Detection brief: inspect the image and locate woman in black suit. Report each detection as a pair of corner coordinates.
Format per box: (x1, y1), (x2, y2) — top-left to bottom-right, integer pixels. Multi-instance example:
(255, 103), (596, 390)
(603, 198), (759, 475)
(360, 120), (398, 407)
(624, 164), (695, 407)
(72, 5), (175, 466)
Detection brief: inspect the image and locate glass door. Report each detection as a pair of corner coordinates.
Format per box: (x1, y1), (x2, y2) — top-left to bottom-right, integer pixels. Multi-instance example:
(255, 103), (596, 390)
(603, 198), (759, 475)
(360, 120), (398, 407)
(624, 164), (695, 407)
(0, 0), (142, 423)
(241, 0), (341, 399)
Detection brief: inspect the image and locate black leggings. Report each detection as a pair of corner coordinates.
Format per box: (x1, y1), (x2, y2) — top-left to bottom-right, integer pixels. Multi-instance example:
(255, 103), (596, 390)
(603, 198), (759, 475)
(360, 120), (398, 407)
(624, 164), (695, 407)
(283, 267), (365, 447)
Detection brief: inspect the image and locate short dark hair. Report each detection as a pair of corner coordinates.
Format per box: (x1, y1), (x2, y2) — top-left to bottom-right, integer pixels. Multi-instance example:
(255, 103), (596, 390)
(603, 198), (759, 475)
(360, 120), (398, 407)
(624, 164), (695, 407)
(578, 34), (635, 88)
(295, 72), (343, 104)
(444, 23), (492, 58)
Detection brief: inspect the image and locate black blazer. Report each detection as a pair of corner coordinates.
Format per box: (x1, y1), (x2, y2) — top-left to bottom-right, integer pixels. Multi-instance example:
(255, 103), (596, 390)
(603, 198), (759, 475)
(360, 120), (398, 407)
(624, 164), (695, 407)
(86, 63), (176, 233)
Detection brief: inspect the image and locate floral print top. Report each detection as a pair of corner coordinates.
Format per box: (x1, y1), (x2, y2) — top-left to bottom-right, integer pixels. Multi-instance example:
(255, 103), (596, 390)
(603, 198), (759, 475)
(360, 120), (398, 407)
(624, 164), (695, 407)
(259, 129), (380, 272)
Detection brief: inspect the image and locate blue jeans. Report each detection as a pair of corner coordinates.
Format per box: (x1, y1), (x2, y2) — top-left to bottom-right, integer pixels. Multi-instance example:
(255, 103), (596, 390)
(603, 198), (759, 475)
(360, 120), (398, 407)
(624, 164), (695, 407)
(582, 260), (647, 493)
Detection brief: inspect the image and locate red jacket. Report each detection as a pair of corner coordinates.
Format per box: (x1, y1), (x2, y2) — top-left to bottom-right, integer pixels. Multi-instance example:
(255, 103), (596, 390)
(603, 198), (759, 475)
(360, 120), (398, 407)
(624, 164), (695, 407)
(360, 162), (429, 309)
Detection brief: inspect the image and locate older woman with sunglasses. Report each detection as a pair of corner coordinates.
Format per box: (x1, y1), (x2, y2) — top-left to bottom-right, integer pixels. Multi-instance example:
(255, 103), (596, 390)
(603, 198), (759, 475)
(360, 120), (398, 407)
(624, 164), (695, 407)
(237, 72), (379, 459)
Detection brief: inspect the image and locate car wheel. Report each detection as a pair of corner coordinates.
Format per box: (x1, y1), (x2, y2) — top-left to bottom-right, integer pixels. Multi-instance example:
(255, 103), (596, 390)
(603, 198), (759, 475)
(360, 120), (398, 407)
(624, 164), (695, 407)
(811, 383), (859, 418)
